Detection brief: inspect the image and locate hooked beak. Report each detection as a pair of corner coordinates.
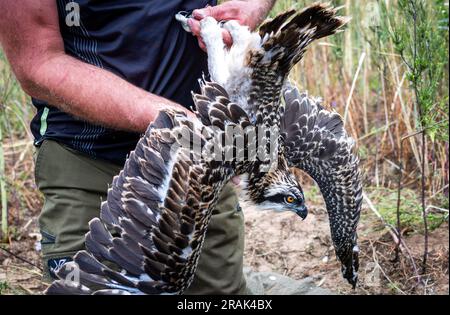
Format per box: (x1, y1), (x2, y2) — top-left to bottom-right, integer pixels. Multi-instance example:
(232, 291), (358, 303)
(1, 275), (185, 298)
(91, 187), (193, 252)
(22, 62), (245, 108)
(295, 206), (308, 220)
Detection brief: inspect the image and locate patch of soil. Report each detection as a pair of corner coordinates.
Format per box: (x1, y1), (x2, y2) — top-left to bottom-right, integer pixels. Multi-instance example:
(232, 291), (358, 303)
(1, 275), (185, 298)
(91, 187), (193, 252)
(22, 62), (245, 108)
(242, 195), (449, 295)
(0, 217), (46, 294)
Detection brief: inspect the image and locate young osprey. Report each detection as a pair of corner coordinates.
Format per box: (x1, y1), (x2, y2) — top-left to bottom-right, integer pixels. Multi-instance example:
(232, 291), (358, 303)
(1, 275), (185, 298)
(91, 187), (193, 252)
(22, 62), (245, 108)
(46, 3), (362, 295)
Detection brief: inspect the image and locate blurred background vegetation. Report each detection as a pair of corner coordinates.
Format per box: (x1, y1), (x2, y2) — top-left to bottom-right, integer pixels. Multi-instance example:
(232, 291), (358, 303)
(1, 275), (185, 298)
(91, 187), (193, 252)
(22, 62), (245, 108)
(272, 0), (449, 228)
(0, 0), (448, 294)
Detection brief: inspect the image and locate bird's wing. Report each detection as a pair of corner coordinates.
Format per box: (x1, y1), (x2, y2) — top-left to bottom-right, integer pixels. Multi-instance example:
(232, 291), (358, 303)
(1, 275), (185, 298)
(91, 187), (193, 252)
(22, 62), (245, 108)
(45, 107), (233, 295)
(247, 3), (349, 126)
(281, 85), (363, 287)
(193, 80), (254, 174)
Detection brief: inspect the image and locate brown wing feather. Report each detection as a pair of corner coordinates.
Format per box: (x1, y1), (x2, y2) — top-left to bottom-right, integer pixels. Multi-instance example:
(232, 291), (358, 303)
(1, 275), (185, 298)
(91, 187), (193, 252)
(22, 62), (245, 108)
(248, 3), (349, 128)
(46, 109), (230, 295)
(281, 85), (362, 288)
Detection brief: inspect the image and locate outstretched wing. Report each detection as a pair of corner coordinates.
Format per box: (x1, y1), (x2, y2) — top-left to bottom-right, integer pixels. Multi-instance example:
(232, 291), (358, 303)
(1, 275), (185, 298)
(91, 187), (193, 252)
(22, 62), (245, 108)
(193, 80), (254, 174)
(281, 85), (363, 288)
(46, 107), (231, 295)
(247, 3), (349, 126)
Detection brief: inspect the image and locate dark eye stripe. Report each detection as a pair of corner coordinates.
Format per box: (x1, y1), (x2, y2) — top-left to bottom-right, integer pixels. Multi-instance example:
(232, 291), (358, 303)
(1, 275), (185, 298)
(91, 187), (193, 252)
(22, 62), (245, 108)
(266, 194), (287, 204)
(266, 194), (303, 204)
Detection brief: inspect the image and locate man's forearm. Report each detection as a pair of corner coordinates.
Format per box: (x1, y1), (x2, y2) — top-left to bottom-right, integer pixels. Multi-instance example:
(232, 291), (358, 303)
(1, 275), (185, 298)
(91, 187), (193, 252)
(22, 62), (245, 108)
(253, 0), (277, 20)
(239, 0), (276, 26)
(22, 53), (189, 133)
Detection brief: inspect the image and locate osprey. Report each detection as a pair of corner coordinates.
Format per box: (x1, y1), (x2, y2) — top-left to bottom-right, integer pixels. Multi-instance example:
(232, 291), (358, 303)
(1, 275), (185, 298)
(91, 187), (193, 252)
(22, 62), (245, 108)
(46, 3), (362, 295)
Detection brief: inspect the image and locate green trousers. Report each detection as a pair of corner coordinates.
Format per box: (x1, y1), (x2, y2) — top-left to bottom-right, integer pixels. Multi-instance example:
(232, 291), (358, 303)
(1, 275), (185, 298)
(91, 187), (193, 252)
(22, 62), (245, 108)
(35, 140), (247, 294)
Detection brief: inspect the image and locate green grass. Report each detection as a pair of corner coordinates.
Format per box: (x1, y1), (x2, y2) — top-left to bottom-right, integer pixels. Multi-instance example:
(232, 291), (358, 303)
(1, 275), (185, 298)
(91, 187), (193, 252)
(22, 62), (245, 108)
(366, 187), (448, 233)
(0, 281), (11, 295)
(1, 50), (34, 242)
(0, 51), (32, 137)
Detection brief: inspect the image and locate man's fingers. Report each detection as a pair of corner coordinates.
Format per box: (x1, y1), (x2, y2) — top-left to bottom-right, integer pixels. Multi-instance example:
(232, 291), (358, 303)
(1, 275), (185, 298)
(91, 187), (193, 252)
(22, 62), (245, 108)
(197, 31), (230, 51)
(187, 18), (201, 36)
(192, 6), (217, 20)
(193, 5), (239, 21)
(198, 38), (207, 52)
(221, 29), (233, 47)
(231, 176), (241, 186)
(188, 18), (233, 49)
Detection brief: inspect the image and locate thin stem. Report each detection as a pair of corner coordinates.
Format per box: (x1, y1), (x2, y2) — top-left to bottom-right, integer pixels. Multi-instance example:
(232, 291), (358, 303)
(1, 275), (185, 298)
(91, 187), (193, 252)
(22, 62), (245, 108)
(409, 0), (428, 275)
(0, 246), (43, 271)
(395, 130), (424, 261)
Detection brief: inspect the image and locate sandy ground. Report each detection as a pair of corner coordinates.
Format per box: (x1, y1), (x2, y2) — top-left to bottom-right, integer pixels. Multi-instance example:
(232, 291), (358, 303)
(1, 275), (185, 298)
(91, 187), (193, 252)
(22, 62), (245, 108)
(243, 200), (347, 293)
(243, 199), (449, 295)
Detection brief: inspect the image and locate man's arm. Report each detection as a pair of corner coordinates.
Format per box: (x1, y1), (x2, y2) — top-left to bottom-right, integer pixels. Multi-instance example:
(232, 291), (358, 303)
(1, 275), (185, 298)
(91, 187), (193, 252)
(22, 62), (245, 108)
(0, 1), (192, 133)
(187, 0), (276, 50)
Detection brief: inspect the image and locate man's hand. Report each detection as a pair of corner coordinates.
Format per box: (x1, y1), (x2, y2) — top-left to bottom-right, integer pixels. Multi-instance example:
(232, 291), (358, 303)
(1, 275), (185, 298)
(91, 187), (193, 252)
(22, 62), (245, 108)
(187, 0), (275, 51)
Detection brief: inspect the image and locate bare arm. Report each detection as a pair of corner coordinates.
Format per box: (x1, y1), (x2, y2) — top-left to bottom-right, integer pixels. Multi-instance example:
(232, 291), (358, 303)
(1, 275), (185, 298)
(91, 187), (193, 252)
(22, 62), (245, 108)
(0, 0), (193, 133)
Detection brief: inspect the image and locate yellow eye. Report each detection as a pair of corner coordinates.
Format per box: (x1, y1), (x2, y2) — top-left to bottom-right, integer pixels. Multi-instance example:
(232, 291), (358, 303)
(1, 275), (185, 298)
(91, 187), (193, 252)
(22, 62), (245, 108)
(286, 196), (295, 203)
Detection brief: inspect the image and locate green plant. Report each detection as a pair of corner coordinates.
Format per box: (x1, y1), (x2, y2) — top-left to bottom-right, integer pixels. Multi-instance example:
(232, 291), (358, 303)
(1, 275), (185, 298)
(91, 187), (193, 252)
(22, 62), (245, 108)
(384, 0), (449, 141)
(378, 0), (449, 271)
(369, 187), (447, 232)
(0, 281), (10, 295)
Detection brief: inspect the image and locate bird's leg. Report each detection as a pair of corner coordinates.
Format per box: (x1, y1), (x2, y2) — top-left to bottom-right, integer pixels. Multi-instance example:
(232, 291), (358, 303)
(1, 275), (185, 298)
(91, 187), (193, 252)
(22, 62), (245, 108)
(200, 17), (229, 85)
(219, 21), (261, 112)
(223, 20), (253, 51)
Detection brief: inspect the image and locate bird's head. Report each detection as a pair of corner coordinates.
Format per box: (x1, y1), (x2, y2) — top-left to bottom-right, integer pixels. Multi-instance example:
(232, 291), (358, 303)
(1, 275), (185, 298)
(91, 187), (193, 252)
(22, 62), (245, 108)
(247, 166), (308, 220)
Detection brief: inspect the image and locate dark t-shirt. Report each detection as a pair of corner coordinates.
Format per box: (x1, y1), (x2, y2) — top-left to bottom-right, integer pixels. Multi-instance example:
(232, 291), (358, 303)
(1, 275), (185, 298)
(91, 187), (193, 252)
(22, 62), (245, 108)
(31, 0), (215, 165)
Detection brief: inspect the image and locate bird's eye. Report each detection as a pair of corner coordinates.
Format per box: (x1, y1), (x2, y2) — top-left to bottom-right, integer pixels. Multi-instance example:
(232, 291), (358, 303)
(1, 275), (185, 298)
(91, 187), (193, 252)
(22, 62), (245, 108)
(285, 196), (295, 203)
